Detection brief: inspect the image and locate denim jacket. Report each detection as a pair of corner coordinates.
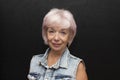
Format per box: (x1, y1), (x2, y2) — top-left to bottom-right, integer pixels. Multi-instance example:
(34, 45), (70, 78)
(27, 48), (83, 80)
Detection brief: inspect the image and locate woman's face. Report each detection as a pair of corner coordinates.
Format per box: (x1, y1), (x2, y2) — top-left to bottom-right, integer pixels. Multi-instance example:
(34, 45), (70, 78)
(46, 24), (70, 52)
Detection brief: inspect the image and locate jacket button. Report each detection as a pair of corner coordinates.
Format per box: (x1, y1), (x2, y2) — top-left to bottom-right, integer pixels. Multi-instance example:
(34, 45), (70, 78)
(45, 78), (48, 80)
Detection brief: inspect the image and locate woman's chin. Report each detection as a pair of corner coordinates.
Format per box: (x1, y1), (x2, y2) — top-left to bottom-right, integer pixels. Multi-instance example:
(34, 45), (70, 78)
(52, 47), (61, 51)
(51, 46), (67, 52)
(50, 45), (63, 51)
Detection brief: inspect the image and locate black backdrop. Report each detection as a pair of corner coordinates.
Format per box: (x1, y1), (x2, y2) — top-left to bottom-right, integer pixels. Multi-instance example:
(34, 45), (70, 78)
(1, 0), (120, 80)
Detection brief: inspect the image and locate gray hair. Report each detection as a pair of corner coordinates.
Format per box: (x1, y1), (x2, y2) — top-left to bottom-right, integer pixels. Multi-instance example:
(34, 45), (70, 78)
(42, 8), (77, 47)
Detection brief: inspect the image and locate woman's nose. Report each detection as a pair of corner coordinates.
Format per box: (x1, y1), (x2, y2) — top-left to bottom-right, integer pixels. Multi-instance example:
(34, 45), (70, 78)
(54, 33), (60, 41)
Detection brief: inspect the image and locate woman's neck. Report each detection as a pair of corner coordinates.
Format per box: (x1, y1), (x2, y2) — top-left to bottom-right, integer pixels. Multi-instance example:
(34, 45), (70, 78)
(47, 48), (66, 66)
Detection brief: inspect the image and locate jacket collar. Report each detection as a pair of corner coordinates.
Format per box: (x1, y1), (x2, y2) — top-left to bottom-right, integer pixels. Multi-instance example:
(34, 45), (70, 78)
(39, 48), (70, 69)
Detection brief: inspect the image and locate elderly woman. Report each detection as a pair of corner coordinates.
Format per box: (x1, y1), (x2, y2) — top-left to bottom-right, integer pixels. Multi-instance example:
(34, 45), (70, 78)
(28, 8), (88, 80)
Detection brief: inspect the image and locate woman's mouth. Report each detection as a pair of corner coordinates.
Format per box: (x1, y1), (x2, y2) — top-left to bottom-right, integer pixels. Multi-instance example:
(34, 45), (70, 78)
(52, 43), (61, 47)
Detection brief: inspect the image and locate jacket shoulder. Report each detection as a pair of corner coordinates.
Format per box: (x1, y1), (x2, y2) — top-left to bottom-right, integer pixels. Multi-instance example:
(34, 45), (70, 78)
(69, 54), (82, 61)
(30, 54), (44, 63)
(32, 54), (44, 59)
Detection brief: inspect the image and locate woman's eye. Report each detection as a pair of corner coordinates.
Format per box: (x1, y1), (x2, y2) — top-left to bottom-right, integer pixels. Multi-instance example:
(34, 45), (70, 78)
(48, 30), (54, 33)
(61, 32), (67, 35)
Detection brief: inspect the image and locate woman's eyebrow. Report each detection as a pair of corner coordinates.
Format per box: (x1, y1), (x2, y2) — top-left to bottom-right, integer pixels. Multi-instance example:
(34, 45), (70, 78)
(61, 28), (69, 31)
(47, 27), (54, 30)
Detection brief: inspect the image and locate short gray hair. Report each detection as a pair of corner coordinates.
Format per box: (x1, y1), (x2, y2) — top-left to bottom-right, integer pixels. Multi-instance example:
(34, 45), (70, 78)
(42, 8), (77, 47)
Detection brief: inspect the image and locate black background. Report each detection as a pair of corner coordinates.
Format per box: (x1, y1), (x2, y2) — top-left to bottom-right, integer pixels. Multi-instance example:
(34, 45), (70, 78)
(1, 0), (120, 80)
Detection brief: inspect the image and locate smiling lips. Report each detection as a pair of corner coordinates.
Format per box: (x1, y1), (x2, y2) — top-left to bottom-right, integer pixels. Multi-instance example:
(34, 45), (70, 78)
(52, 43), (61, 47)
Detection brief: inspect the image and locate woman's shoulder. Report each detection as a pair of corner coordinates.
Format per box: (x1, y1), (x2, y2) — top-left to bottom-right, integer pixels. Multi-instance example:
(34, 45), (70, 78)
(34, 54), (44, 57)
(69, 54), (86, 69)
(69, 54), (82, 61)
(69, 53), (85, 65)
(30, 54), (44, 62)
